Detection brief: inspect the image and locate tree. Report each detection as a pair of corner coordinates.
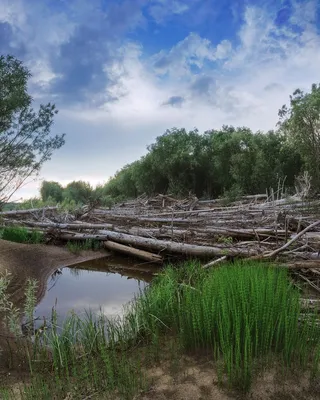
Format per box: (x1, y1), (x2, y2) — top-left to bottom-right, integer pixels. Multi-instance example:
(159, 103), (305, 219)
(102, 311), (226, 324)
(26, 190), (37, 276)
(278, 84), (320, 191)
(40, 180), (64, 202)
(63, 181), (93, 205)
(0, 55), (65, 206)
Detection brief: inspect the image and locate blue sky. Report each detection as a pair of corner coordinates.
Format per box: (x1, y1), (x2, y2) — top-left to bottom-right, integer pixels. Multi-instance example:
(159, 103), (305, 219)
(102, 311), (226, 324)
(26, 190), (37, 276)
(0, 0), (319, 198)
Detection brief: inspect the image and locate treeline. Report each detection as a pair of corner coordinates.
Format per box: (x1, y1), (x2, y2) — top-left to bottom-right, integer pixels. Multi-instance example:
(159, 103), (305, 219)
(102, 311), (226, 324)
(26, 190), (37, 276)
(98, 83), (320, 202)
(101, 127), (302, 200)
(36, 83), (320, 206)
(38, 127), (301, 207)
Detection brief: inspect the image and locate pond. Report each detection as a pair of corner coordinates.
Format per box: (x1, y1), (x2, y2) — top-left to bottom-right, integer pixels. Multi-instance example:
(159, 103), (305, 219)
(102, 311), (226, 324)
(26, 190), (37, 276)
(33, 257), (159, 328)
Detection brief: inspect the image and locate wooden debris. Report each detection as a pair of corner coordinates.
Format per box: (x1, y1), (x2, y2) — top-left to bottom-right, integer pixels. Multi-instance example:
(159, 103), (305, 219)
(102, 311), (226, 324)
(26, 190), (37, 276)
(203, 256), (227, 269)
(103, 241), (163, 263)
(2, 193), (320, 292)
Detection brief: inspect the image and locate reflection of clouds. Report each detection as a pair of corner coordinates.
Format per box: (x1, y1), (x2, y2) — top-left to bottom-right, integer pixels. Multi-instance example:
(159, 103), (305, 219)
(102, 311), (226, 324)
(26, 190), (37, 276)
(36, 267), (147, 325)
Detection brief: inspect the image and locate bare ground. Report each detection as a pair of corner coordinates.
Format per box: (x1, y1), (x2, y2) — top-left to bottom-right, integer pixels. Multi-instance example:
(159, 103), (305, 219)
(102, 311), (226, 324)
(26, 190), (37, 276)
(140, 355), (320, 400)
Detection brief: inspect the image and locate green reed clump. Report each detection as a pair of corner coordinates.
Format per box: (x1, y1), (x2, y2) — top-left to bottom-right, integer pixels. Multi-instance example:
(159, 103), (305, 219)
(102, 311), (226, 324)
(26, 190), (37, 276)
(0, 226), (44, 244)
(130, 261), (320, 391)
(26, 309), (147, 399)
(66, 238), (102, 253)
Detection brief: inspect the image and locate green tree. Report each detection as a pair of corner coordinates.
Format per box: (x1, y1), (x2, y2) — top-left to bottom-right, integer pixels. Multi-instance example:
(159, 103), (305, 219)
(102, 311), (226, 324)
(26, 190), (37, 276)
(63, 181), (93, 205)
(40, 180), (64, 202)
(278, 84), (320, 191)
(0, 55), (65, 206)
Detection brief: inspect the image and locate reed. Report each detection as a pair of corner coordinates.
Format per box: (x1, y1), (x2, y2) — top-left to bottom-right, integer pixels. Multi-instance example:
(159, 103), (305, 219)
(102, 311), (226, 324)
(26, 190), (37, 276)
(0, 226), (44, 244)
(130, 261), (320, 390)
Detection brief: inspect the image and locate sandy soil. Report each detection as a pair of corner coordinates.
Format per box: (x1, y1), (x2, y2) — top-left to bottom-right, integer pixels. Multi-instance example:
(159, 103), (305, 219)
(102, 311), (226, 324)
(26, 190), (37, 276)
(141, 355), (320, 400)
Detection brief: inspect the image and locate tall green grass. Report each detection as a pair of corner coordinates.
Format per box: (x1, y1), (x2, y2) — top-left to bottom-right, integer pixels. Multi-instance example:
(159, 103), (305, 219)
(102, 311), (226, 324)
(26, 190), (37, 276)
(66, 238), (102, 253)
(25, 310), (147, 399)
(0, 226), (44, 244)
(130, 261), (320, 390)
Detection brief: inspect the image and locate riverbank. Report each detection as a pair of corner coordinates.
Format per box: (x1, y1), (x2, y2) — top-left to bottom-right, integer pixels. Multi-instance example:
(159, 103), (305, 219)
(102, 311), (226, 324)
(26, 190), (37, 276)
(0, 239), (108, 369)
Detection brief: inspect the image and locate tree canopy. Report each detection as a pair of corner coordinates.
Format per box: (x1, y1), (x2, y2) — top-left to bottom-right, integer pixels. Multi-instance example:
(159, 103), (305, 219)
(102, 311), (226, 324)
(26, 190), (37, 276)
(97, 126), (303, 202)
(0, 55), (65, 206)
(278, 84), (320, 191)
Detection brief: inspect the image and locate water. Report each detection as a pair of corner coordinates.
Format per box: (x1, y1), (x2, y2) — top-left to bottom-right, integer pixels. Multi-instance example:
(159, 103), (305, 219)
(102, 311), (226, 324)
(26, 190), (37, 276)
(34, 257), (158, 327)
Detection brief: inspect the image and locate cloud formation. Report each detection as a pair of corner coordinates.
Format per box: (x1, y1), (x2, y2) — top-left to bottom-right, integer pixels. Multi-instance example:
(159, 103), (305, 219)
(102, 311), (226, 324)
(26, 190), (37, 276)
(0, 0), (319, 199)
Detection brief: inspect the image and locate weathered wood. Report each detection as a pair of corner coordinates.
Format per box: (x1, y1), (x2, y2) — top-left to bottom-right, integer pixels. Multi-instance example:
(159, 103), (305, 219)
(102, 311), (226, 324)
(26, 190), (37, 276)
(202, 256), (227, 269)
(285, 261), (320, 269)
(264, 220), (320, 259)
(0, 207), (58, 216)
(103, 241), (163, 263)
(59, 231), (257, 258)
(19, 221), (115, 230)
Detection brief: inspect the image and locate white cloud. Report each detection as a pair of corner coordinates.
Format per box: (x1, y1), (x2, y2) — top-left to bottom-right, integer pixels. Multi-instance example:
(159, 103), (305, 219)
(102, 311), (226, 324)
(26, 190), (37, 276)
(148, 0), (191, 23)
(152, 32), (217, 76)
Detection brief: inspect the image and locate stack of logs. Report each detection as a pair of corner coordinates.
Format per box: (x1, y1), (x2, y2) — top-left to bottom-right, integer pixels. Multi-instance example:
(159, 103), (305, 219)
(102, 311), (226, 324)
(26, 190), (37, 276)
(1, 193), (320, 291)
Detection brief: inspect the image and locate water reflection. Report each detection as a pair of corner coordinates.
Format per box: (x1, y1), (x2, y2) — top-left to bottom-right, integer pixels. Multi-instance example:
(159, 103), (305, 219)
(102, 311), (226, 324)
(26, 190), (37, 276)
(35, 256), (160, 327)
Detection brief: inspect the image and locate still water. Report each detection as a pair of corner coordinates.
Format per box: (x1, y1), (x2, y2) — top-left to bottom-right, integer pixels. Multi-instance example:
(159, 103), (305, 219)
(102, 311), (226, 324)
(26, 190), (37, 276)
(35, 257), (158, 326)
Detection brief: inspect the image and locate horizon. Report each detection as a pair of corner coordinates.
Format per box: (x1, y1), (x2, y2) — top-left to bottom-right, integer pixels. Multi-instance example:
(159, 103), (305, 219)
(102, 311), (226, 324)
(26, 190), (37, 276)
(1, 0), (320, 200)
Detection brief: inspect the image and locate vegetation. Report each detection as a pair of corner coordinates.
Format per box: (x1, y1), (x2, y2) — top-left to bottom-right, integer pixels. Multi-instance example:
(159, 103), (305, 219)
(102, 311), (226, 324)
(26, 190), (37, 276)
(1, 261), (320, 399)
(40, 181), (63, 202)
(0, 226), (44, 243)
(97, 127), (303, 200)
(66, 238), (103, 253)
(0, 55), (65, 207)
(131, 262), (320, 390)
(278, 84), (320, 191)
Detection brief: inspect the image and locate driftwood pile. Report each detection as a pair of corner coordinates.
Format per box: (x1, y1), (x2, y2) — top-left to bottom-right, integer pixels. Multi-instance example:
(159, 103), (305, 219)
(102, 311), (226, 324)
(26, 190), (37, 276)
(1, 193), (320, 290)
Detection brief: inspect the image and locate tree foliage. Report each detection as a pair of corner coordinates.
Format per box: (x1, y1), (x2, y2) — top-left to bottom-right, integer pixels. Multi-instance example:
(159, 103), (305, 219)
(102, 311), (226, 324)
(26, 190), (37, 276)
(278, 84), (320, 191)
(63, 181), (93, 205)
(0, 55), (65, 205)
(98, 126), (303, 200)
(40, 181), (63, 202)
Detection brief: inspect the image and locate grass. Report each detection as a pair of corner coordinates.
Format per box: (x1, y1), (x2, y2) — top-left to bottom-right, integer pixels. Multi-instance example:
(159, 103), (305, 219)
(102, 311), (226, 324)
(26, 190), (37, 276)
(0, 226), (44, 244)
(1, 261), (320, 398)
(66, 238), (103, 253)
(129, 261), (320, 390)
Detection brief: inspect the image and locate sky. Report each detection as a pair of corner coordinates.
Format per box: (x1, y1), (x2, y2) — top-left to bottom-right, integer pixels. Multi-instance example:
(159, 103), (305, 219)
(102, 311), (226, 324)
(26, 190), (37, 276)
(0, 0), (320, 199)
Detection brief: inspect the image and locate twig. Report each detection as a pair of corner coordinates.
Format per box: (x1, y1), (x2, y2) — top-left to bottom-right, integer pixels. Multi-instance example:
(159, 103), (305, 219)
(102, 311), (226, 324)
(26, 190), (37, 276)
(203, 256), (227, 269)
(297, 273), (320, 294)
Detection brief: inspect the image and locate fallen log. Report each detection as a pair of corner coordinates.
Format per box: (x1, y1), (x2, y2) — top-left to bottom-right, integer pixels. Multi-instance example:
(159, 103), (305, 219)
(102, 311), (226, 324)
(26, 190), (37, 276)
(0, 207), (58, 216)
(103, 240), (163, 263)
(284, 261), (320, 269)
(59, 231), (258, 258)
(18, 221), (115, 230)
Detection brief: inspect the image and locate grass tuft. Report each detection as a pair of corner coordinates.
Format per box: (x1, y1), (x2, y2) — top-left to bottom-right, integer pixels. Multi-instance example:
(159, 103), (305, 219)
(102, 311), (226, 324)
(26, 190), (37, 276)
(0, 226), (44, 244)
(66, 238), (103, 253)
(130, 261), (320, 391)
